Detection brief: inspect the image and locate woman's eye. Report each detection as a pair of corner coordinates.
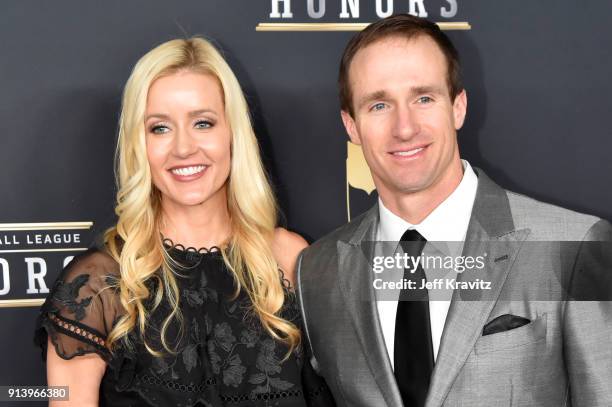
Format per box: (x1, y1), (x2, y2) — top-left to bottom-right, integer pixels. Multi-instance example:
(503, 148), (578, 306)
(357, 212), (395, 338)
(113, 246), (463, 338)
(151, 125), (169, 134)
(195, 120), (213, 129)
(371, 102), (386, 112)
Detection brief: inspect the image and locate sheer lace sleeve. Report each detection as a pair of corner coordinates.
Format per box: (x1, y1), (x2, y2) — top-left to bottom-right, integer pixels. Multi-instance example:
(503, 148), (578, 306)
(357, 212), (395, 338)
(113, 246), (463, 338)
(34, 248), (122, 362)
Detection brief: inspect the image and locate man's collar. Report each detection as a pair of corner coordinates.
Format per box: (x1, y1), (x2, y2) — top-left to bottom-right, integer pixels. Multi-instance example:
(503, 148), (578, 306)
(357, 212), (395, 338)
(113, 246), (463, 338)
(377, 160), (478, 243)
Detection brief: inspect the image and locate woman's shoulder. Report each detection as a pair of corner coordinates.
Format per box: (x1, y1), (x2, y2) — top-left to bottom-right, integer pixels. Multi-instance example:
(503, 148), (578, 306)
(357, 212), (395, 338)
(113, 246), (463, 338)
(60, 247), (120, 289)
(69, 246), (119, 270)
(272, 228), (309, 287)
(34, 247), (123, 363)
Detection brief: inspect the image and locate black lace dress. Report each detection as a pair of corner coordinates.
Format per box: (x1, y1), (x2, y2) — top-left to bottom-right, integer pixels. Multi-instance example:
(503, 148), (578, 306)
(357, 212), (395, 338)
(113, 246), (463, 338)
(34, 243), (334, 407)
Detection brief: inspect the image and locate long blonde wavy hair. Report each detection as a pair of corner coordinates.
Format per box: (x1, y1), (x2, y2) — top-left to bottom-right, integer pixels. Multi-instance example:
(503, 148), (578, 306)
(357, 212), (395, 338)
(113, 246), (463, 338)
(103, 37), (300, 356)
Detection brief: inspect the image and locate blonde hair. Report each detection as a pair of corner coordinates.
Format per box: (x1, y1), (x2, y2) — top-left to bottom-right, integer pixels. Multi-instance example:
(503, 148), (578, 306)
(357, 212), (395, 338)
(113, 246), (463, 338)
(104, 37), (300, 356)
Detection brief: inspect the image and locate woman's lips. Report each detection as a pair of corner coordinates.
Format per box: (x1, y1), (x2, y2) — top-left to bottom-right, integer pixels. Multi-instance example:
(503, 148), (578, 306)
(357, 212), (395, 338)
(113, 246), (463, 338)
(168, 165), (207, 182)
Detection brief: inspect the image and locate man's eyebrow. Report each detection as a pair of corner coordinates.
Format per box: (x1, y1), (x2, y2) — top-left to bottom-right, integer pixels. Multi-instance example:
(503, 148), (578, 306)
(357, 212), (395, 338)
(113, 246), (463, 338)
(357, 90), (388, 109)
(410, 85), (446, 96)
(355, 85), (447, 110)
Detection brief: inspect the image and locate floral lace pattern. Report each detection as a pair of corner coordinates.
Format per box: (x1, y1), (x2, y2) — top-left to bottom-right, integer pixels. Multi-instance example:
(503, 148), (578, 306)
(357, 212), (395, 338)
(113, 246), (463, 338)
(50, 273), (93, 321)
(34, 244), (334, 407)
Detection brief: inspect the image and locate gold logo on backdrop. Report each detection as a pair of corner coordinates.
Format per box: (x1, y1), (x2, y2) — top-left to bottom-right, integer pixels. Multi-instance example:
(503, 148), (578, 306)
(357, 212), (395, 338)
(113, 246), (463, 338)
(346, 141), (376, 221)
(0, 221), (93, 308)
(256, 22), (471, 31)
(259, 0), (471, 31)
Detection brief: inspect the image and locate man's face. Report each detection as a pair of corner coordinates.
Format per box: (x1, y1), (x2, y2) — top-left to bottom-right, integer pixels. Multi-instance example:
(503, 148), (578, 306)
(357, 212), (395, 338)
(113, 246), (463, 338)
(341, 35), (467, 200)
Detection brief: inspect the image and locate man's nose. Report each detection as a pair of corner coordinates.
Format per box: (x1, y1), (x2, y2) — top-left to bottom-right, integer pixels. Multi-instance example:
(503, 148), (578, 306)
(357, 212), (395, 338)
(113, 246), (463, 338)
(393, 105), (420, 140)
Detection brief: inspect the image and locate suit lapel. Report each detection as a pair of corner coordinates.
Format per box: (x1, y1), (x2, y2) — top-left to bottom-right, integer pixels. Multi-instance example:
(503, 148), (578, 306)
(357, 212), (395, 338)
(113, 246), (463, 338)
(337, 206), (404, 407)
(426, 223), (530, 407)
(426, 169), (531, 407)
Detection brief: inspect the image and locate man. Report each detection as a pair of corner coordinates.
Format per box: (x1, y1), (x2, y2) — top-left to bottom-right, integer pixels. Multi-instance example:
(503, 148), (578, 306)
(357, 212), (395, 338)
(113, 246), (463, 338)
(297, 14), (612, 407)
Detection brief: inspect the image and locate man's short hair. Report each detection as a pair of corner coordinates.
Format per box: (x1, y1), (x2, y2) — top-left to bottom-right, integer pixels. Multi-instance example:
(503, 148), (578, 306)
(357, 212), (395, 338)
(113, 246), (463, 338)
(339, 14), (463, 117)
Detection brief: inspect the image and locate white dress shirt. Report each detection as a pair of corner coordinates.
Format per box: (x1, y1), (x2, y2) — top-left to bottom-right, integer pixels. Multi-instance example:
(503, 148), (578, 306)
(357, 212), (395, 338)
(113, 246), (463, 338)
(376, 160), (478, 368)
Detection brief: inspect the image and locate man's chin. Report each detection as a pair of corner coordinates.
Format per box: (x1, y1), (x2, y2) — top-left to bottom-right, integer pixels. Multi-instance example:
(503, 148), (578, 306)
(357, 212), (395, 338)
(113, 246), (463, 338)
(383, 180), (433, 196)
(397, 184), (431, 194)
(387, 174), (432, 193)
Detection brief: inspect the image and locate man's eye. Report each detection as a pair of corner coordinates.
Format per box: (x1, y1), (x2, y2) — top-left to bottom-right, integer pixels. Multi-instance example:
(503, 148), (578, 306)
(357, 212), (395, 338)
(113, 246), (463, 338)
(151, 125), (169, 134)
(195, 120), (213, 129)
(371, 103), (387, 111)
(417, 96), (433, 104)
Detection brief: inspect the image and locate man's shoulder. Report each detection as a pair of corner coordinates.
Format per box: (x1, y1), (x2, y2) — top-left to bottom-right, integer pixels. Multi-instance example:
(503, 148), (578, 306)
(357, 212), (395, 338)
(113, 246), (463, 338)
(504, 189), (610, 240)
(301, 207), (375, 262)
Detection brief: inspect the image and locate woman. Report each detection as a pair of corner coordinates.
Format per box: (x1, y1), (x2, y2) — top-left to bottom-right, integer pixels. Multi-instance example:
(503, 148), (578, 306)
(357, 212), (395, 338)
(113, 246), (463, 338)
(35, 37), (334, 406)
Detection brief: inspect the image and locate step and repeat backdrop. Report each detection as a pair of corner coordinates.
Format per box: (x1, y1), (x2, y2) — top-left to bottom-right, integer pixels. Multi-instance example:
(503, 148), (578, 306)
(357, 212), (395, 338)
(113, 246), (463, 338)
(1, 0), (612, 401)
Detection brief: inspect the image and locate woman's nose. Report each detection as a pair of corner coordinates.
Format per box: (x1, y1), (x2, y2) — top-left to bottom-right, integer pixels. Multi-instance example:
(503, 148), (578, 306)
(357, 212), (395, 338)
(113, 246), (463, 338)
(171, 127), (198, 158)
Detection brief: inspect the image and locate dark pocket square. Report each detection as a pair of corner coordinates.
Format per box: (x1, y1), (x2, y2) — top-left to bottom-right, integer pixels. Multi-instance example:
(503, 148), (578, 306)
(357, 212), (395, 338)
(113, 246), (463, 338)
(482, 314), (531, 336)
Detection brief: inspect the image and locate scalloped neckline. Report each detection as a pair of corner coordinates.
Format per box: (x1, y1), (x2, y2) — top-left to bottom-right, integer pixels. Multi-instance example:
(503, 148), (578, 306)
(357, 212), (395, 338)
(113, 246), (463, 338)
(162, 237), (222, 256)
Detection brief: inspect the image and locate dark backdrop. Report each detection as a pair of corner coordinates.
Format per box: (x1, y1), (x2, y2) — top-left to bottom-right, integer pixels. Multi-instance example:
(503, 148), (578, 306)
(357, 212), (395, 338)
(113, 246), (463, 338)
(1, 1), (611, 401)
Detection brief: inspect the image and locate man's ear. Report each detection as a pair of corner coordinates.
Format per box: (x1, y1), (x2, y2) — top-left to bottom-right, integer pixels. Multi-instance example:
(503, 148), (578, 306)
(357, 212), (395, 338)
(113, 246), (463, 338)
(452, 89), (467, 130)
(341, 110), (361, 145)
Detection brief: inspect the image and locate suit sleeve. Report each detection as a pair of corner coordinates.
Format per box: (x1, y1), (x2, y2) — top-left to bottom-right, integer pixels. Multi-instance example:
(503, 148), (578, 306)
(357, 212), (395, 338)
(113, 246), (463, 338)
(301, 336), (337, 406)
(297, 250), (337, 407)
(296, 250), (319, 373)
(563, 219), (612, 406)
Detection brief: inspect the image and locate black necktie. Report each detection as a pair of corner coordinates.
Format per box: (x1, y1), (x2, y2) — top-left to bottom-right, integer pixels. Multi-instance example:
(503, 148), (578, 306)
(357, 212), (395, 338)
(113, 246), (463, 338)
(394, 229), (434, 407)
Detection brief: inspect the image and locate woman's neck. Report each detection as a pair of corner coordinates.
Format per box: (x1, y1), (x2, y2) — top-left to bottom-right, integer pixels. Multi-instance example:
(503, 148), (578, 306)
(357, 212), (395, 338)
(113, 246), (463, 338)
(159, 189), (232, 249)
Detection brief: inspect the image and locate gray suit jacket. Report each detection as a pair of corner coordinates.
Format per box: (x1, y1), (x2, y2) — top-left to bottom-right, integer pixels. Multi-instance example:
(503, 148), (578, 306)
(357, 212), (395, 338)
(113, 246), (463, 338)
(297, 169), (612, 406)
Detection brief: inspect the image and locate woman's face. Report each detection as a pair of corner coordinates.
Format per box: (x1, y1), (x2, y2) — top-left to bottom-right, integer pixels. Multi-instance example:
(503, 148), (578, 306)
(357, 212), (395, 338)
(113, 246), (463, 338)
(145, 71), (231, 210)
